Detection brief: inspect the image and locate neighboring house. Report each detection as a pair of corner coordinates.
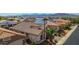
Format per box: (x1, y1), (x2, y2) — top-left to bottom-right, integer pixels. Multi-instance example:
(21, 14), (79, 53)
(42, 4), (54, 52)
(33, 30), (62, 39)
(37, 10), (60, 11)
(0, 20), (17, 26)
(23, 17), (36, 22)
(46, 21), (60, 31)
(0, 28), (26, 45)
(53, 19), (71, 26)
(11, 22), (45, 43)
(46, 20), (70, 32)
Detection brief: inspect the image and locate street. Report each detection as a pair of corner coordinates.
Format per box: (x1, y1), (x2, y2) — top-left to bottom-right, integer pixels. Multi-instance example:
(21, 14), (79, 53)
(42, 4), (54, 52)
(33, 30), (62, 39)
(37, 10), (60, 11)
(64, 26), (79, 45)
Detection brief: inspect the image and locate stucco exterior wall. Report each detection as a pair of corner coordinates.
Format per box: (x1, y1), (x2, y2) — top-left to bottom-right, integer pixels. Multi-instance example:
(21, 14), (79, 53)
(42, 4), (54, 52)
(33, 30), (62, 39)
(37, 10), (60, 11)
(28, 34), (41, 42)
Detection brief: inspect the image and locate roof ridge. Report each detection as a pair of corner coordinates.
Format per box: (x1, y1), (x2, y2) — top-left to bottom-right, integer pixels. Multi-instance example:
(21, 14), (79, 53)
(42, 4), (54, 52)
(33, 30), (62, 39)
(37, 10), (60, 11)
(0, 28), (25, 36)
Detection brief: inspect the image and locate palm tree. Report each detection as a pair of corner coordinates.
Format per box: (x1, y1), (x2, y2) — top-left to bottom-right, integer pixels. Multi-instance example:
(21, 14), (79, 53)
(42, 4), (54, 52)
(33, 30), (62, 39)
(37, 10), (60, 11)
(43, 17), (48, 40)
(45, 28), (56, 44)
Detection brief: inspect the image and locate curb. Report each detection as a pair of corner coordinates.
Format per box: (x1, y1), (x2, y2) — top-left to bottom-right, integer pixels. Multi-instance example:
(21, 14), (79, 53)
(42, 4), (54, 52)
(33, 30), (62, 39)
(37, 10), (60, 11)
(56, 25), (78, 45)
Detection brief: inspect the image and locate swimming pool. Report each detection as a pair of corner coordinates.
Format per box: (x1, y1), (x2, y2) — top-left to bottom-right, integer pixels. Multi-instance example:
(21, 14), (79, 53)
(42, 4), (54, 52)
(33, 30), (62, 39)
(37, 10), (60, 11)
(34, 18), (44, 25)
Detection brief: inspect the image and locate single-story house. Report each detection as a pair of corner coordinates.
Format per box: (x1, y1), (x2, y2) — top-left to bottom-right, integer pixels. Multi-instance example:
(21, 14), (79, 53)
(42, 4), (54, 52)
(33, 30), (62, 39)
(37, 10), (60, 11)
(10, 22), (45, 43)
(46, 21), (60, 31)
(53, 19), (71, 25)
(0, 20), (17, 26)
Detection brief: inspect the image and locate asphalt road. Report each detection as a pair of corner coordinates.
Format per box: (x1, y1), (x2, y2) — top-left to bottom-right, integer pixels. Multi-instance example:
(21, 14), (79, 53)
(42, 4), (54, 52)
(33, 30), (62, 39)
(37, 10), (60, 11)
(64, 26), (79, 45)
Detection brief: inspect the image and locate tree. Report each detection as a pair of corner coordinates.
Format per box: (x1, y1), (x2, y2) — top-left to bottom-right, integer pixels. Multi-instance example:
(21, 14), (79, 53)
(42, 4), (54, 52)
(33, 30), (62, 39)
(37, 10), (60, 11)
(61, 16), (69, 20)
(8, 18), (15, 21)
(0, 16), (7, 20)
(17, 20), (21, 24)
(64, 24), (71, 30)
(43, 17), (48, 40)
(45, 28), (56, 44)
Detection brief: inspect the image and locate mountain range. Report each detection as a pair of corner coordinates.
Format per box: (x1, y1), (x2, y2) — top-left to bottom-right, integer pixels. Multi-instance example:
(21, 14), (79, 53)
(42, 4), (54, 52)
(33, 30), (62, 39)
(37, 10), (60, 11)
(21, 13), (79, 17)
(0, 13), (79, 16)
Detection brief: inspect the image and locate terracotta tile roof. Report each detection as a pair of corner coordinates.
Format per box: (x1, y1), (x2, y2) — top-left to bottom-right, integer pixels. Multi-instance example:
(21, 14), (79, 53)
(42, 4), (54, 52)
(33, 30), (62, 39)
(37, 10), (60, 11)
(46, 21), (59, 27)
(11, 22), (43, 35)
(0, 28), (25, 39)
(53, 19), (71, 26)
(53, 19), (71, 23)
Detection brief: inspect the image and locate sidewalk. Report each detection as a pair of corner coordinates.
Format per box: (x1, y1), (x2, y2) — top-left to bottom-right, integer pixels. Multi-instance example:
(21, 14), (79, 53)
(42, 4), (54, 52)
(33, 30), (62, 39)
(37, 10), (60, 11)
(56, 25), (78, 45)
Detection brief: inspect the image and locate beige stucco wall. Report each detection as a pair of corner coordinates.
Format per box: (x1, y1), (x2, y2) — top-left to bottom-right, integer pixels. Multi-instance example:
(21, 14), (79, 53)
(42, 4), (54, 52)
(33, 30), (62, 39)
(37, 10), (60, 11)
(28, 34), (41, 43)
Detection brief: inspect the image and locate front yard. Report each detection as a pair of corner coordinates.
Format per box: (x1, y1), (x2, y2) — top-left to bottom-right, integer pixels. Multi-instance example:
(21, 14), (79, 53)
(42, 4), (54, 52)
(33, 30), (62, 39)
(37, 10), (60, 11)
(39, 24), (76, 45)
(56, 25), (77, 45)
